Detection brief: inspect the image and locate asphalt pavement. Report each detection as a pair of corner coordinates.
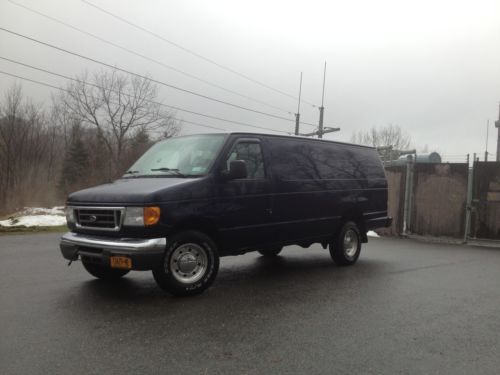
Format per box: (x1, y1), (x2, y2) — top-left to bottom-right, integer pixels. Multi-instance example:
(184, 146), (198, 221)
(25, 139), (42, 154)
(1, 233), (499, 374)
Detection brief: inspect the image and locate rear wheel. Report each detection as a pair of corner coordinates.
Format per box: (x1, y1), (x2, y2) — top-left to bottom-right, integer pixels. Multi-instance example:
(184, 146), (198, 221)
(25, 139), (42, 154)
(329, 221), (362, 266)
(152, 230), (219, 296)
(258, 246), (283, 257)
(82, 260), (129, 280)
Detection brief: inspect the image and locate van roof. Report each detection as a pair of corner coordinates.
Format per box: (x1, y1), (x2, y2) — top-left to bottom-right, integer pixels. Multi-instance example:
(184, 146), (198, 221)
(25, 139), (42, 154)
(184, 132), (376, 150)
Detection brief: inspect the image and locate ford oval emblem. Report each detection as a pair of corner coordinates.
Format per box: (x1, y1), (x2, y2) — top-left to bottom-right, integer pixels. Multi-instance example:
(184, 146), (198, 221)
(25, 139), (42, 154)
(88, 215), (98, 223)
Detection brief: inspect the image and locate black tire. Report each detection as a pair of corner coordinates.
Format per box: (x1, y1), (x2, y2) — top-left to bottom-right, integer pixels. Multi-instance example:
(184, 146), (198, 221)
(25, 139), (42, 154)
(258, 246), (283, 257)
(82, 260), (130, 280)
(329, 221), (362, 266)
(152, 230), (219, 296)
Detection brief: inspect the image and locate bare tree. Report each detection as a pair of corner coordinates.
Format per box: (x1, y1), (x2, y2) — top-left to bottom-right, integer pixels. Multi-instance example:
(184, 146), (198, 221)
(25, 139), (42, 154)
(57, 69), (180, 177)
(0, 75), (181, 214)
(351, 124), (412, 151)
(0, 84), (23, 209)
(0, 84), (64, 213)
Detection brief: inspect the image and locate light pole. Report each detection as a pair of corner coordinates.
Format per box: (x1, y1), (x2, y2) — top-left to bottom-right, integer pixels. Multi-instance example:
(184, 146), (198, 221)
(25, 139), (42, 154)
(318, 62), (327, 138)
(495, 103), (500, 162)
(294, 72), (303, 136)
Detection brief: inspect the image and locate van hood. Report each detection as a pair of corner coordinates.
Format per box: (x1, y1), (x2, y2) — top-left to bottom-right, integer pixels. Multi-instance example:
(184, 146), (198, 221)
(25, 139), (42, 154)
(67, 177), (205, 205)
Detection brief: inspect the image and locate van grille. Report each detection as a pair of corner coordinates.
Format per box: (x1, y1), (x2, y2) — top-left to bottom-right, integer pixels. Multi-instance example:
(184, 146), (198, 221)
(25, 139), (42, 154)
(74, 207), (123, 231)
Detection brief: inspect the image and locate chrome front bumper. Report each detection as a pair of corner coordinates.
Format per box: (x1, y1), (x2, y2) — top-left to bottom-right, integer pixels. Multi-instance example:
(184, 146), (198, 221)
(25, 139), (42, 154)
(60, 232), (166, 270)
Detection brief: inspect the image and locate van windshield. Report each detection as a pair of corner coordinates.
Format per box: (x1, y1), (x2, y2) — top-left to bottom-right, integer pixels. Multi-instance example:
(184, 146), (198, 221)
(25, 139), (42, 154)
(124, 134), (226, 178)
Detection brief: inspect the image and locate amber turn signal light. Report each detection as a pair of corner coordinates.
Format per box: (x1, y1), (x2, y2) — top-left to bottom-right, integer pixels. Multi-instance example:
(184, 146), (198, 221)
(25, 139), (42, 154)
(144, 206), (161, 226)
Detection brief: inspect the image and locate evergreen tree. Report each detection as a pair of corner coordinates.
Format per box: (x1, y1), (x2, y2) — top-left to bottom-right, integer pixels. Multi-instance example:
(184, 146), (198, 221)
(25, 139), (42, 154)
(126, 128), (152, 168)
(58, 134), (89, 197)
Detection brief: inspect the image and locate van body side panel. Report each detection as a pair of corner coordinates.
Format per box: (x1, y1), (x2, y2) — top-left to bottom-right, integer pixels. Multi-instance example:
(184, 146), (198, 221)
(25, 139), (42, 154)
(265, 136), (388, 241)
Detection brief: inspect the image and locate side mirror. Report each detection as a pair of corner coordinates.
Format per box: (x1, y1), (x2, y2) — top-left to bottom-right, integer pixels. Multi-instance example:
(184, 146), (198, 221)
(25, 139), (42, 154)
(224, 160), (247, 180)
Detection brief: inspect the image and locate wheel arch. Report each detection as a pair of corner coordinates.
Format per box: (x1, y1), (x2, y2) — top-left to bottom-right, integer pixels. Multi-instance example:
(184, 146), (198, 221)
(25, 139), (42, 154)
(167, 217), (222, 248)
(338, 209), (368, 243)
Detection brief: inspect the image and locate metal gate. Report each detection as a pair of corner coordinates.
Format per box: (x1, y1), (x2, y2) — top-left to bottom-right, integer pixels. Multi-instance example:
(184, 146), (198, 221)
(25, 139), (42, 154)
(470, 162), (500, 240)
(410, 163), (468, 238)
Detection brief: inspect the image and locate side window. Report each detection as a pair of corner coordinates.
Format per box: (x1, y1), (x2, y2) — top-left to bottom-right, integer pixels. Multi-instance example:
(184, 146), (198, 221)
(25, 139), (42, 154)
(268, 139), (320, 180)
(226, 142), (265, 179)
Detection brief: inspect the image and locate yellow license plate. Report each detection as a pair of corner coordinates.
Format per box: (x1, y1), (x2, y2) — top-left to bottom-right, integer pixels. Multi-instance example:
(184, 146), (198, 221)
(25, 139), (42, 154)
(110, 256), (132, 269)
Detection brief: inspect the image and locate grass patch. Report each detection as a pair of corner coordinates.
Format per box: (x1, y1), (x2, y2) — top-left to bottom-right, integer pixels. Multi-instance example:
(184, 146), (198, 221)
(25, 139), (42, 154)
(0, 225), (68, 235)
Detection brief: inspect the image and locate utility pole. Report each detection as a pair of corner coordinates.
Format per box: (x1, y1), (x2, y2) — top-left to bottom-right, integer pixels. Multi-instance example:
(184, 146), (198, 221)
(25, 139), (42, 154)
(317, 62), (327, 138)
(294, 72), (303, 136)
(297, 64), (341, 138)
(495, 103), (500, 162)
(485, 119), (489, 162)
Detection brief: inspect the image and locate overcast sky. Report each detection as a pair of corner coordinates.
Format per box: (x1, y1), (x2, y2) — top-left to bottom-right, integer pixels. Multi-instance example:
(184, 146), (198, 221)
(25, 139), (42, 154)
(1, 0), (499, 158)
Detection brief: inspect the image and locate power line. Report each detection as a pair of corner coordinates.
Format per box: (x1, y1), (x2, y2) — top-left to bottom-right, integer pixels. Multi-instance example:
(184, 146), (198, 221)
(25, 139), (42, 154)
(0, 65), (290, 134)
(0, 70), (227, 131)
(0, 27), (317, 128)
(0, 56), (290, 133)
(172, 119), (226, 132)
(7, 0), (294, 116)
(81, 0), (319, 108)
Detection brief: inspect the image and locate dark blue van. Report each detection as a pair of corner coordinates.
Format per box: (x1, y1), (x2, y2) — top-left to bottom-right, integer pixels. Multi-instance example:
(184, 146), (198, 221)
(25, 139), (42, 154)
(60, 133), (391, 295)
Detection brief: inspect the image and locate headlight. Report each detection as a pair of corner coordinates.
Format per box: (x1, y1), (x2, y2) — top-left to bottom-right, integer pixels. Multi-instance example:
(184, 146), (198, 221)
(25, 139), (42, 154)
(123, 206), (161, 227)
(65, 207), (75, 223)
(123, 207), (144, 226)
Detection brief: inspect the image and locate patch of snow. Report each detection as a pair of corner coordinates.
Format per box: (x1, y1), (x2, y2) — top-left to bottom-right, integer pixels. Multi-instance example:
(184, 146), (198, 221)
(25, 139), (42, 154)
(0, 215), (66, 227)
(0, 206), (66, 227)
(367, 230), (380, 238)
(17, 206), (65, 216)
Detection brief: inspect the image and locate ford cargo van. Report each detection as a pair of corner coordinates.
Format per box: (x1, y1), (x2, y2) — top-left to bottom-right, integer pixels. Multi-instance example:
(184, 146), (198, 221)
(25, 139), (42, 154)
(60, 133), (391, 296)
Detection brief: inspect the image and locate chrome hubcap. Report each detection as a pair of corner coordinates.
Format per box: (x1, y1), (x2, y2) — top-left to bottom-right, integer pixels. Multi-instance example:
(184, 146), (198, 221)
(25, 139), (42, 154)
(344, 229), (359, 258)
(169, 243), (208, 284)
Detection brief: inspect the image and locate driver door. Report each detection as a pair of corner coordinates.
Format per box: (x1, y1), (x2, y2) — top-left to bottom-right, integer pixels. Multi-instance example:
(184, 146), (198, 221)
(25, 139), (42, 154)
(214, 137), (274, 250)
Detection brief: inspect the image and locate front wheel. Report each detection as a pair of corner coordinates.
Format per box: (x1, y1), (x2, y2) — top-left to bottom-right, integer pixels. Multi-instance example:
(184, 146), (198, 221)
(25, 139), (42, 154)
(152, 231), (219, 296)
(82, 260), (130, 280)
(329, 221), (362, 266)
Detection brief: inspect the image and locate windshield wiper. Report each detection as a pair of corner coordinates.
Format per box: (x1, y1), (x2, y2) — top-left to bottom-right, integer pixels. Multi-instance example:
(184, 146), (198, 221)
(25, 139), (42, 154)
(151, 167), (186, 177)
(124, 170), (139, 174)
